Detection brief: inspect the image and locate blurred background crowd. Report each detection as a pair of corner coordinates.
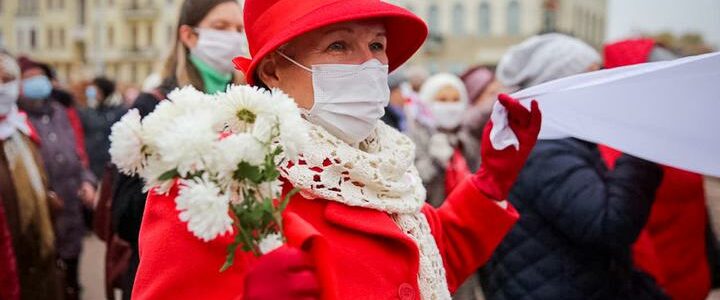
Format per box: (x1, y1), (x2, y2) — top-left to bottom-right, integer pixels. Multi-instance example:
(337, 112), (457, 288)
(0, 0), (719, 299)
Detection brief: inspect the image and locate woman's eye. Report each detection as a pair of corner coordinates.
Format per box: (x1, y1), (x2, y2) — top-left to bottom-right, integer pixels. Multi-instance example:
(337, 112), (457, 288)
(327, 41), (347, 52)
(370, 42), (385, 52)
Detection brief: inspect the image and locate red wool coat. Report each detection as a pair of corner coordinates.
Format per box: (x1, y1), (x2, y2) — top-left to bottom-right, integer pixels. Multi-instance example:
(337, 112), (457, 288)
(132, 178), (518, 299)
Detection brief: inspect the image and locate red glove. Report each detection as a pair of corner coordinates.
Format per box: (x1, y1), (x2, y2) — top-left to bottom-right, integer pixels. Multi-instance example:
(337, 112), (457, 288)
(243, 246), (320, 300)
(471, 94), (542, 200)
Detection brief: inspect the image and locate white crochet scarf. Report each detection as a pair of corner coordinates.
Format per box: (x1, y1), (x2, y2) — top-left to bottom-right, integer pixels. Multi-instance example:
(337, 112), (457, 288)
(279, 120), (452, 300)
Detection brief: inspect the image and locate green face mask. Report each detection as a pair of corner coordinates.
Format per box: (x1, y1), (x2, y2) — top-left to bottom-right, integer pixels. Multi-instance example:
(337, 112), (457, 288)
(190, 55), (233, 94)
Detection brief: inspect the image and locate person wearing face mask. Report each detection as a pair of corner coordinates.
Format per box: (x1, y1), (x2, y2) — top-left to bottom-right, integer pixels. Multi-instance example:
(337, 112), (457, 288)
(380, 71), (409, 132)
(109, 1), (247, 299)
(132, 0), (542, 299)
(409, 73), (481, 208)
(460, 66), (503, 140)
(17, 56), (97, 300)
(79, 77), (127, 180)
(0, 52), (64, 299)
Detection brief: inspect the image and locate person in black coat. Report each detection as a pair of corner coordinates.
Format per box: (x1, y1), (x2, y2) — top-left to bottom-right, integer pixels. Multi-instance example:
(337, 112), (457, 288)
(478, 33), (667, 300)
(79, 77), (127, 179)
(110, 79), (170, 300)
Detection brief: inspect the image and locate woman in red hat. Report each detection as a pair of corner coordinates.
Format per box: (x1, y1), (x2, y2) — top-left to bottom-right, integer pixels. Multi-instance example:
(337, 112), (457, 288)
(133, 0), (541, 299)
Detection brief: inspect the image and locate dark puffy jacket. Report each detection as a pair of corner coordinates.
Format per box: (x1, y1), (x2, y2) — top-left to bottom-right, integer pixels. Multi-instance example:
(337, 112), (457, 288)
(79, 104), (127, 179)
(479, 138), (667, 300)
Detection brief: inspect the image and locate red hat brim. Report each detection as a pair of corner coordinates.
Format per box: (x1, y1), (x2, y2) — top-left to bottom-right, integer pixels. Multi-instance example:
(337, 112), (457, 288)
(234, 0), (428, 86)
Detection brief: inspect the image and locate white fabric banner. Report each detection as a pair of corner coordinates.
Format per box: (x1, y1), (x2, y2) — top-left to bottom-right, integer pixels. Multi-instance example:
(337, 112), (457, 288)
(510, 52), (720, 176)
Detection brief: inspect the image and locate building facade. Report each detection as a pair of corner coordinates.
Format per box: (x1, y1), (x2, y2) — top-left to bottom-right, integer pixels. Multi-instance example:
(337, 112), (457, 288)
(1, 0), (185, 85)
(0, 0), (605, 84)
(390, 0), (607, 73)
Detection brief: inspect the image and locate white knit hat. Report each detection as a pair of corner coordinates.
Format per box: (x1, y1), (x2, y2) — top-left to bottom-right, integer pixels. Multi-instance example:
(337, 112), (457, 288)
(496, 33), (600, 90)
(418, 73), (469, 106)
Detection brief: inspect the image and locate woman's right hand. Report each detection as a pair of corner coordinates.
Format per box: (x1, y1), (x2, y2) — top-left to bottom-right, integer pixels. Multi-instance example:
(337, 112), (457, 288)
(243, 246), (320, 300)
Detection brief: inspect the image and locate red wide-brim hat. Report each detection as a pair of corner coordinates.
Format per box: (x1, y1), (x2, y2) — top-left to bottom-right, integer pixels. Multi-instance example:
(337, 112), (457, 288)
(233, 0), (428, 86)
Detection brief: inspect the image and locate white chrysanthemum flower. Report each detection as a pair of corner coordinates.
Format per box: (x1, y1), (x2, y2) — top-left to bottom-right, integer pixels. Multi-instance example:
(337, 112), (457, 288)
(109, 109), (145, 175)
(142, 86), (217, 149)
(176, 175), (233, 242)
(258, 233), (284, 254)
(141, 101), (182, 150)
(167, 86), (214, 109)
(216, 85), (275, 133)
(155, 110), (219, 177)
(252, 115), (276, 143)
(140, 156), (176, 193)
(269, 89), (308, 159)
(214, 133), (266, 178)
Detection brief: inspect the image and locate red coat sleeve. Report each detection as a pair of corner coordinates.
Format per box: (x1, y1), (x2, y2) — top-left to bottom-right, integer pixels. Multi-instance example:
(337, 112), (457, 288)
(423, 177), (519, 293)
(132, 183), (253, 300)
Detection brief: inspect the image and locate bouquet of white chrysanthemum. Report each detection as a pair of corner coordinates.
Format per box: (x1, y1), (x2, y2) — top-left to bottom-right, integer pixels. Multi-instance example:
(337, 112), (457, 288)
(109, 85), (308, 271)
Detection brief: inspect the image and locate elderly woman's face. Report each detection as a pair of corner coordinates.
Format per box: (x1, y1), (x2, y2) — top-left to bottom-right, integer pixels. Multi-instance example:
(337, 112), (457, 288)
(258, 20), (388, 109)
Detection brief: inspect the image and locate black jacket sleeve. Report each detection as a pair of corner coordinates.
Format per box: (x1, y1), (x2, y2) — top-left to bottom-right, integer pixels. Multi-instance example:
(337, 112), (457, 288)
(516, 139), (663, 251)
(110, 92), (160, 245)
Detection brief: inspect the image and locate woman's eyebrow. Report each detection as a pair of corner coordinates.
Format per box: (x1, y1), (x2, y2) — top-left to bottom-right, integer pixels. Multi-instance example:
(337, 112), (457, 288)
(322, 27), (354, 35)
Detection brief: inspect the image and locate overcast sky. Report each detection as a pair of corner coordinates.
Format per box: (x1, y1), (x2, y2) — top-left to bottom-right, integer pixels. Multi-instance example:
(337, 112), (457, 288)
(606, 0), (720, 48)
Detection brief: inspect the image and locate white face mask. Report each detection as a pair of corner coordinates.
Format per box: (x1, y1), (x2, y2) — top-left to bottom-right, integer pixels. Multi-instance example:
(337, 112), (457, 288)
(430, 102), (466, 130)
(191, 28), (248, 74)
(0, 80), (19, 116)
(278, 52), (390, 144)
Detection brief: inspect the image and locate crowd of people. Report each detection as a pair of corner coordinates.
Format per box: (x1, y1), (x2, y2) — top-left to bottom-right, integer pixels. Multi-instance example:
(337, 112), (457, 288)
(1, 0), (719, 299)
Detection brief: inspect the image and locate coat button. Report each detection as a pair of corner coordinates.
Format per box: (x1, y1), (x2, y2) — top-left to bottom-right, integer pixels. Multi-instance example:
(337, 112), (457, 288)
(398, 283), (415, 300)
(48, 132), (57, 142)
(41, 115), (50, 124)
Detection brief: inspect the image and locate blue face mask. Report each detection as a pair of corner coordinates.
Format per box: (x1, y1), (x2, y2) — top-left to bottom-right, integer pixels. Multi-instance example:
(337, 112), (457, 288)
(85, 86), (98, 107)
(22, 75), (53, 100)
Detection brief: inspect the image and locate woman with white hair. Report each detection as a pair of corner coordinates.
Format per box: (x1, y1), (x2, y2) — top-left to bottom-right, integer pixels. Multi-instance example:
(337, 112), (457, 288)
(0, 51), (61, 299)
(412, 73), (482, 207)
(478, 33), (667, 300)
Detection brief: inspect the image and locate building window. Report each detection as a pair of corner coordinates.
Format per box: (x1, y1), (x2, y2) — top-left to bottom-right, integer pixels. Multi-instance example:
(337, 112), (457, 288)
(79, 0), (86, 25)
(507, 0), (520, 35)
(131, 24), (138, 49)
(30, 29), (37, 49)
(427, 4), (439, 35)
(452, 3), (465, 36)
(107, 26), (114, 47)
(478, 2), (491, 36)
(47, 28), (54, 48)
(59, 28), (65, 47)
(147, 24), (154, 48)
(16, 30), (23, 50)
(131, 63), (137, 83)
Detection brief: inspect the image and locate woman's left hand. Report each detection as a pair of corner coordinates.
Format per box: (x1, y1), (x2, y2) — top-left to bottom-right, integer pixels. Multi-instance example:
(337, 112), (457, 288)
(471, 94), (542, 201)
